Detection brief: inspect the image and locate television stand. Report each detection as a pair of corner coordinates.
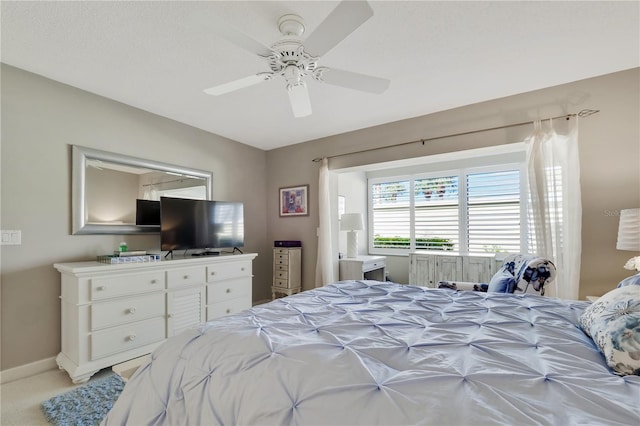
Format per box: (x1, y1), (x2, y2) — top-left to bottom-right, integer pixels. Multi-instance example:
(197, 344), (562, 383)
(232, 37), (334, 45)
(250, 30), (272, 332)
(192, 251), (220, 257)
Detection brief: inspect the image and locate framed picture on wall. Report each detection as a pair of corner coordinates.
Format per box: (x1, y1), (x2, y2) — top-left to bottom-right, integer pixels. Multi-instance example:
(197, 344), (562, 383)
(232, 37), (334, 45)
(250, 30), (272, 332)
(279, 185), (309, 217)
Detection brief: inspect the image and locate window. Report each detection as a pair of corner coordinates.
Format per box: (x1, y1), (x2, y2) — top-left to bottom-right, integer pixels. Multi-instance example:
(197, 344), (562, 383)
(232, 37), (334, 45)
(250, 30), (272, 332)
(369, 163), (526, 255)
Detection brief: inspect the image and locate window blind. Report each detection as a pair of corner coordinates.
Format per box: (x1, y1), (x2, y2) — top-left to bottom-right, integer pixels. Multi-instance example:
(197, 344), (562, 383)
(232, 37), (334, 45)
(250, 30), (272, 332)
(370, 165), (525, 254)
(466, 170), (521, 253)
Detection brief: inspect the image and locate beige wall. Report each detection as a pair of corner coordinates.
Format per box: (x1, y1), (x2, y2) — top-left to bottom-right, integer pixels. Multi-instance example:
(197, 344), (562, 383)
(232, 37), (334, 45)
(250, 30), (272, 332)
(2, 64), (639, 373)
(267, 68), (640, 299)
(0, 64), (272, 370)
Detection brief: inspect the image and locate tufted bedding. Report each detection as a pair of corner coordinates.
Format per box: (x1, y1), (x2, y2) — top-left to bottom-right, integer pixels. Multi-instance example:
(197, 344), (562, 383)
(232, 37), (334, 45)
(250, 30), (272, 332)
(103, 280), (640, 425)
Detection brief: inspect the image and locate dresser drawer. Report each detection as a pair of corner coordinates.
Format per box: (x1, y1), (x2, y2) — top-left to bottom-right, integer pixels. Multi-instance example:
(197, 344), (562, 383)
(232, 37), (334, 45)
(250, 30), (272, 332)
(274, 264), (288, 272)
(91, 272), (164, 301)
(274, 270), (290, 280)
(207, 278), (251, 304)
(207, 297), (251, 321)
(274, 279), (290, 289)
(91, 292), (165, 331)
(206, 261), (252, 282)
(274, 254), (289, 266)
(167, 266), (206, 288)
(363, 258), (386, 273)
(91, 317), (165, 360)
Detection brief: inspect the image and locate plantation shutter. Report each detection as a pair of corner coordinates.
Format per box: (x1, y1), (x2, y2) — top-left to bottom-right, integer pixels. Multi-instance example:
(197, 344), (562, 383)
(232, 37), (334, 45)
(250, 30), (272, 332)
(466, 170), (521, 253)
(414, 176), (459, 251)
(371, 180), (410, 249)
(369, 163), (526, 255)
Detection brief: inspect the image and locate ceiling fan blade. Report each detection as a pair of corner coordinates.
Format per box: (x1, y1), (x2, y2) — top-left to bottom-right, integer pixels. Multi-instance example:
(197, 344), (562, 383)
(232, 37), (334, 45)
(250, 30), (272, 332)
(211, 21), (273, 57)
(287, 84), (312, 118)
(303, 0), (374, 57)
(203, 74), (271, 96)
(318, 68), (390, 94)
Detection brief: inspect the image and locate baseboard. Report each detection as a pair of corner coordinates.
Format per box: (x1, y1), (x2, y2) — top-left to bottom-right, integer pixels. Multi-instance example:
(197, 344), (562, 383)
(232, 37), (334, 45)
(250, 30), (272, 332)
(0, 356), (57, 384)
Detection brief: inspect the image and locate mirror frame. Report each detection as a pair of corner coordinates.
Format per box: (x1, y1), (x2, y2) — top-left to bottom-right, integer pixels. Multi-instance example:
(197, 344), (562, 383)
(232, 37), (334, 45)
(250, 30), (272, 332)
(72, 145), (213, 235)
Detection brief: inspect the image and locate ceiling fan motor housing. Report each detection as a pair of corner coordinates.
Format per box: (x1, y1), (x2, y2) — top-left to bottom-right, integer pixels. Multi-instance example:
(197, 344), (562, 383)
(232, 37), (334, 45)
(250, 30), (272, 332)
(268, 40), (318, 78)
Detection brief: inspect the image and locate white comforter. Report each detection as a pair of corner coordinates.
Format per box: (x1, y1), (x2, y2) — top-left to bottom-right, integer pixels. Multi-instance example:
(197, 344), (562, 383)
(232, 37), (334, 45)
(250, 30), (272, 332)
(104, 280), (640, 425)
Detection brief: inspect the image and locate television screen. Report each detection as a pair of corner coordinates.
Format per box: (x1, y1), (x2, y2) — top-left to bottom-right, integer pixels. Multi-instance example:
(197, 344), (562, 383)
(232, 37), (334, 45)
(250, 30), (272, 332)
(160, 197), (244, 253)
(136, 199), (161, 226)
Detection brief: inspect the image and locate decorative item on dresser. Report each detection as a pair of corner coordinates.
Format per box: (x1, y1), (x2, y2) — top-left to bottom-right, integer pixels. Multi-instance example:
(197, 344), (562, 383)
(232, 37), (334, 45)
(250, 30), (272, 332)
(409, 251), (498, 288)
(339, 255), (386, 281)
(54, 253), (257, 384)
(272, 244), (302, 299)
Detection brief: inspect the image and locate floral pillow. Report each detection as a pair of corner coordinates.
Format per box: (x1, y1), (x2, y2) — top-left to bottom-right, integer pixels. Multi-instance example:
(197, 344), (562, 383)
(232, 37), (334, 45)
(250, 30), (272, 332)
(617, 273), (640, 288)
(487, 269), (517, 293)
(579, 285), (640, 376)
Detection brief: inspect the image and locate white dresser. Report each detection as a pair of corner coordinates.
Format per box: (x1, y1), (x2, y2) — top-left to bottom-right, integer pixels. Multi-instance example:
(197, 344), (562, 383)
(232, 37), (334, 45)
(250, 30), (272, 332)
(54, 253), (256, 383)
(271, 247), (301, 298)
(409, 251), (497, 288)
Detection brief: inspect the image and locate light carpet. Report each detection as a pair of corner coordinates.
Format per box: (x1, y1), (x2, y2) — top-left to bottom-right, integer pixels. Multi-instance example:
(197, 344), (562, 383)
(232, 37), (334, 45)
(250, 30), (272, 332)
(41, 373), (125, 426)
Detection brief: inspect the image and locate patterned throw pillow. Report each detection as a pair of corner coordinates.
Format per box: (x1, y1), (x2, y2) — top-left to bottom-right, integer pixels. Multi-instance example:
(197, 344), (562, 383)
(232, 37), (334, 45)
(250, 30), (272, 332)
(487, 269), (517, 293)
(579, 285), (640, 376)
(617, 273), (640, 288)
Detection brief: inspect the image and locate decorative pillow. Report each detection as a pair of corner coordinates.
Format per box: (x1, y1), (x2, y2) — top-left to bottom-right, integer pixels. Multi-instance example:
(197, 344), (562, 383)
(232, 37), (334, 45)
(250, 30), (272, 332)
(579, 285), (640, 376)
(617, 273), (640, 288)
(487, 269), (517, 293)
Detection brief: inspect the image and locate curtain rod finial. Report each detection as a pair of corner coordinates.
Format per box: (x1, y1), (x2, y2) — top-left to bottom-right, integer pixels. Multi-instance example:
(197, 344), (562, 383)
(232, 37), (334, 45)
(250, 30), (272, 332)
(312, 157), (323, 163)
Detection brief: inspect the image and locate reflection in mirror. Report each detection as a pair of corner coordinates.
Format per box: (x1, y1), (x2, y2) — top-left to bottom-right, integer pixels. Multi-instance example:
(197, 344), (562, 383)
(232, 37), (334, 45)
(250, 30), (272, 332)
(72, 145), (213, 235)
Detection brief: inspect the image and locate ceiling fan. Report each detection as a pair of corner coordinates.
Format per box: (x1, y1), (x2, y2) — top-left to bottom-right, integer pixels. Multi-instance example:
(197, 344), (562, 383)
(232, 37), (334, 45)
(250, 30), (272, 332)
(203, 0), (390, 118)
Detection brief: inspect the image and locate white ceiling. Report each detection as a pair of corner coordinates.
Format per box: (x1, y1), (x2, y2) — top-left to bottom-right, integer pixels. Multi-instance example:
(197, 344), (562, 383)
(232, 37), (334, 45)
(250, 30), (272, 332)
(2, 1), (638, 151)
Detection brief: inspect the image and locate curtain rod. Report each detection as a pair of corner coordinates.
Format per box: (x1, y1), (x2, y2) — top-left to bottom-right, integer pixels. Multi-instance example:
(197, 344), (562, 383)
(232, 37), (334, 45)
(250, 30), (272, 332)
(311, 109), (599, 163)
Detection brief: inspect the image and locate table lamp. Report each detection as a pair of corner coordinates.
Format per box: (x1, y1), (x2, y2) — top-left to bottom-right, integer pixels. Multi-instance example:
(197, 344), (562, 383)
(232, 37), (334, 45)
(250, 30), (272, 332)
(340, 213), (364, 258)
(617, 208), (640, 251)
(617, 208), (640, 273)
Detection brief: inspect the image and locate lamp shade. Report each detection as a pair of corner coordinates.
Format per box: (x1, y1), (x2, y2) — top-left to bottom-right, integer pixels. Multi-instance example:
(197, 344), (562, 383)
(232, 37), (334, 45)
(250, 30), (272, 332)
(617, 208), (640, 251)
(340, 213), (364, 231)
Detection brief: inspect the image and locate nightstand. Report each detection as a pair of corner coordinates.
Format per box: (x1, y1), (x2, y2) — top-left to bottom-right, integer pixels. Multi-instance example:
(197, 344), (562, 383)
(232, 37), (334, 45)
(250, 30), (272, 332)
(339, 255), (386, 281)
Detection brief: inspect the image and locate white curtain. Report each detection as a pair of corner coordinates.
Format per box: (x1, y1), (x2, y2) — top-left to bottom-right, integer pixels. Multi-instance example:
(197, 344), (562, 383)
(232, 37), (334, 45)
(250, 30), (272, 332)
(526, 118), (581, 299)
(315, 158), (335, 287)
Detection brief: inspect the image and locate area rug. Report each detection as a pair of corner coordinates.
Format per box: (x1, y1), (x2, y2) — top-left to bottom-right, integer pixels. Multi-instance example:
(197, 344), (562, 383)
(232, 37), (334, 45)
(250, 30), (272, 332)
(41, 373), (125, 426)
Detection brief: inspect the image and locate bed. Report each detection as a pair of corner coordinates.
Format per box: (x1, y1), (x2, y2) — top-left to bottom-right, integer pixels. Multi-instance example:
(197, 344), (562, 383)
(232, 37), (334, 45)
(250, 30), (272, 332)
(103, 280), (640, 425)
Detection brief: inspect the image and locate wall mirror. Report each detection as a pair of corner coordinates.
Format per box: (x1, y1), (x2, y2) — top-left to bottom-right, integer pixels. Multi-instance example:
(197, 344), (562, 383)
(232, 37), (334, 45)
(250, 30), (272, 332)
(72, 145), (213, 235)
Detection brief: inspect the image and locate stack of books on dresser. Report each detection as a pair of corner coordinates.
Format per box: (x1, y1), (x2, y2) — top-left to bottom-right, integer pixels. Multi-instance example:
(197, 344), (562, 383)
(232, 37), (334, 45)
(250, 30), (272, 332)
(97, 250), (161, 264)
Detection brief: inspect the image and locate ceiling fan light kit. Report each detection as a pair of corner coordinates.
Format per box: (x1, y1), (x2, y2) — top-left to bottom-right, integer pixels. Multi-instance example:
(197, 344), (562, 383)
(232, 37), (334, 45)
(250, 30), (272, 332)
(204, 0), (390, 118)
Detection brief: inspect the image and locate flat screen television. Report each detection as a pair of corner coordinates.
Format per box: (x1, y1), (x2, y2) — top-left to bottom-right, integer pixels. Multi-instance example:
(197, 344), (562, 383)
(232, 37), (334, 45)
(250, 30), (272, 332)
(160, 197), (244, 254)
(136, 199), (161, 226)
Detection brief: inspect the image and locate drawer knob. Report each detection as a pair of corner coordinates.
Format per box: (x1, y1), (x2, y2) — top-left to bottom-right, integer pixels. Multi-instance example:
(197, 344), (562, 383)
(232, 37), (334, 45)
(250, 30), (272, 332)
(126, 334), (136, 342)
(226, 309), (231, 314)
(210, 271), (216, 275)
(126, 307), (137, 314)
(96, 286), (106, 291)
(241, 267), (245, 271)
(183, 275), (189, 279)
(226, 288), (231, 293)
(167, 313), (173, 318)
(150, 279), (158, 284)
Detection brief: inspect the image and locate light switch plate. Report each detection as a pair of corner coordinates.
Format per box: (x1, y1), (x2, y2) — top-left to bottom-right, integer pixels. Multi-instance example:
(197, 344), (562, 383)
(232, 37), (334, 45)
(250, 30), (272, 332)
(1, 230), (21, 245)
